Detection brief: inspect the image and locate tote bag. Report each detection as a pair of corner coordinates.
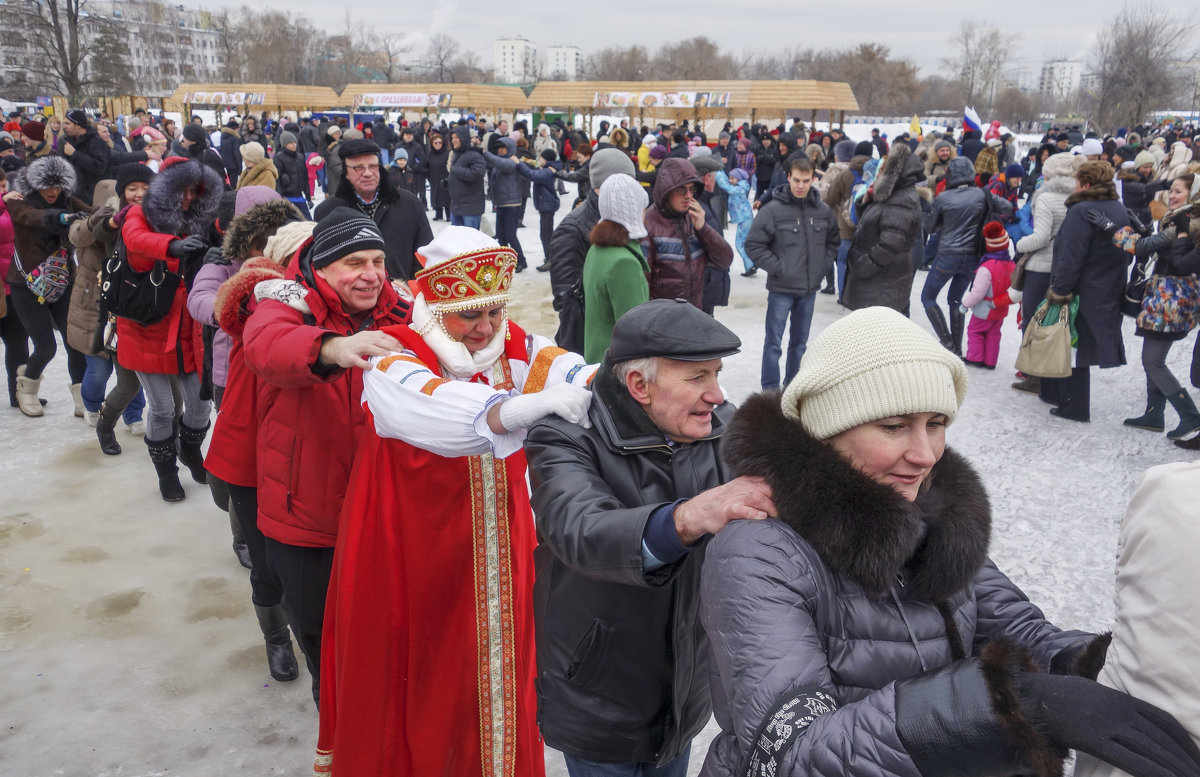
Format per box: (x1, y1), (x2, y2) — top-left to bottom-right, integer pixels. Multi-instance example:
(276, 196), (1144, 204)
(1014, 299), (1072, 378)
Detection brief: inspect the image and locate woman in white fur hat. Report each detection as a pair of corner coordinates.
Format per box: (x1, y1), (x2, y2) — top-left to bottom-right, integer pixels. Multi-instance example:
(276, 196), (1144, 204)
(698, 306), (1200, 777)
(316, 226), (595, 777)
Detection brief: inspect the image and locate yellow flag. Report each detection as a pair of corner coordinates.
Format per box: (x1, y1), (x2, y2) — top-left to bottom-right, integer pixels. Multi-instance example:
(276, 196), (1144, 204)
(910, 114), (922, 136)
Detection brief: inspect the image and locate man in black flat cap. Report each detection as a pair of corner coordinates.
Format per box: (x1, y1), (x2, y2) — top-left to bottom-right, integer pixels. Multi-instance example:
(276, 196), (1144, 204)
(524, 298), (776, 777)
(313, 137), (432, 282)
(60, 107), (110, 205)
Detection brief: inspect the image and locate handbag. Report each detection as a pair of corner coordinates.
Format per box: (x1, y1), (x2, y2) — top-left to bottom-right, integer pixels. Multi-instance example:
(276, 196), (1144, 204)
(1121, 255), (1156, 318)
(1009, 252), (1029, 292)
(1014, 299), (1072, 378)
(22, 247), (72, 304)
(101, 238), (181, 326)
(1136, 274), (1200, 334)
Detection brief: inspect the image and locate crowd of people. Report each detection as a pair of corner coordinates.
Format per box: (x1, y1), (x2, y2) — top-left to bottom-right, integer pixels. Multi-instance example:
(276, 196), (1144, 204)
(3, 101), (1200, 777)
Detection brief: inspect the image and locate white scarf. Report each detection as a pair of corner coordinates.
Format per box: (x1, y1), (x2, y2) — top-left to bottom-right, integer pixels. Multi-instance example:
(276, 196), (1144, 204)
(410, 295), (506, 379)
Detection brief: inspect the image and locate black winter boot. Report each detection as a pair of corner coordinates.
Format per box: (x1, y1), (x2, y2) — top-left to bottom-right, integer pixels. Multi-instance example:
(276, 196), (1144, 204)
(948, 307), (966, 358)
(924, 305), (954, 351)
(146, 434), (185, 502)
(1165, 389), (1200, 440)
(230, 510), (252, 570)
(254, 604), (300, 682)
(177, 421), (209, 484)
(1123, 386), (1166, 432)
(96, 402), (123, 455)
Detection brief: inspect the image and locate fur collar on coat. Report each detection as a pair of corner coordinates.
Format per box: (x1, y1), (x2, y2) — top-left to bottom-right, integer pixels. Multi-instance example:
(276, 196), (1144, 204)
(872, 143), (926, 203)
(143, 158), (224, 237)
(722, 392), (991, 601)
(1065, 179), (1118, 205)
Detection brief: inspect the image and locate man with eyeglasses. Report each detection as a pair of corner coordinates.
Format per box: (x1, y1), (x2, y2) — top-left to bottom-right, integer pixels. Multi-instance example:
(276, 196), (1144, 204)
(314, 138), (432, 282)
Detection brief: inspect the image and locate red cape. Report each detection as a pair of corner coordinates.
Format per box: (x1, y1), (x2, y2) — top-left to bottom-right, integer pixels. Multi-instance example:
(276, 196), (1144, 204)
(316, 323), (546, 777)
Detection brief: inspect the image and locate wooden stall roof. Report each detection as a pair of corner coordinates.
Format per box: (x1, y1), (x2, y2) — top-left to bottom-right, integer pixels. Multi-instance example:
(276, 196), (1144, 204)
(526, 80), (859, 112)
(338, 84), (528, 107)
(165, 84), (342, 110)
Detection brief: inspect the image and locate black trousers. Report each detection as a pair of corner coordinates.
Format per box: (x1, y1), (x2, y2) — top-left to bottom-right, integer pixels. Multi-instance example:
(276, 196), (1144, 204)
(539, 211), (554, 264)
(263, 535), (334, 700)
(226, 484), (283, 607)
(9, 282), (85, 382)
(2, 292), (30, 403)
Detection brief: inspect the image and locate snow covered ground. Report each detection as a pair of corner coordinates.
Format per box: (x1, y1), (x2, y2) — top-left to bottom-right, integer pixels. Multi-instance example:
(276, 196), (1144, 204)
(2, 192), (1196, 776)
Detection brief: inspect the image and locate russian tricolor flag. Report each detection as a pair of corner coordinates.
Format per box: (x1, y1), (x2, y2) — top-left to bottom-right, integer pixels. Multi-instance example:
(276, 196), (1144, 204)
(963, 106), (982, 133)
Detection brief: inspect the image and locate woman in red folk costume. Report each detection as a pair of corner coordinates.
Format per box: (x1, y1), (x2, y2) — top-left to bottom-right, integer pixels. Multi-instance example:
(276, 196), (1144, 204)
(316, 226), (595, 777)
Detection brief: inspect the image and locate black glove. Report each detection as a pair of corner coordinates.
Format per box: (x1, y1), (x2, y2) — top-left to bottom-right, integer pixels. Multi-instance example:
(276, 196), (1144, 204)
(1014, 671), (1200, 777)
(202, 246), (228, 266)
(1048, 633), (1111, 679)
(1084, 209), (1117, 234)
(1126, 208), (1150, 236)
(167, 235), (207, 258)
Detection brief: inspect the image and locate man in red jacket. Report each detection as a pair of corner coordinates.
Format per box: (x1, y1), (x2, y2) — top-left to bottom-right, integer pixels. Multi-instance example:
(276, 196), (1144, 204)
(241, 206), (411, 704)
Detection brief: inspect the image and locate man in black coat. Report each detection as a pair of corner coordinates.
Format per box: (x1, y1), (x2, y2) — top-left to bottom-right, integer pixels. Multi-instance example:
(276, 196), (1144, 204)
(524, 299), (773, 776)
(395, 126), (427, 208)
(60, 108), (110, 205)
(180, 123), (230, 189)
(218, 119), (243, 185)
(313, 138), (432, 281)
(298, 116), (321, 157)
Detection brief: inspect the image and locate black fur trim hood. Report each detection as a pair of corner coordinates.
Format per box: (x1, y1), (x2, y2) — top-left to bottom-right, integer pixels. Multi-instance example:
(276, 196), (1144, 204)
(221, 199), (302, 262)
(722, 392), (991, 600)
(142, 158), (224, 237)
(14, 155), (77, 197)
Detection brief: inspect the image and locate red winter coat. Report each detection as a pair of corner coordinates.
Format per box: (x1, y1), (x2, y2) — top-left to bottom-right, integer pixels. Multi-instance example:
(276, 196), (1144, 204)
(241, 257), (411, 548)
(115, 205), (202, 374)
(204, 342), (258, 488)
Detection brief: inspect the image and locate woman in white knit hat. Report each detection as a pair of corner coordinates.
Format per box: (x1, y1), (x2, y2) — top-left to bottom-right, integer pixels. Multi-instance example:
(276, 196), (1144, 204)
(315, 226), (595, 777)
(582, 172), (650, 362)
(697, 306), (1200, 777)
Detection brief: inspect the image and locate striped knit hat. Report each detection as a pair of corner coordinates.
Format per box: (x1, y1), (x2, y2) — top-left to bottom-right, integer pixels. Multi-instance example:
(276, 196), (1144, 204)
(309, 207), (384, 269)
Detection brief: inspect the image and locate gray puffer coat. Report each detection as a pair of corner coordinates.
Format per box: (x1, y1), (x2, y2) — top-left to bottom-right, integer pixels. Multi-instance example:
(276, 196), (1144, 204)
(699, 393), (1092, 777)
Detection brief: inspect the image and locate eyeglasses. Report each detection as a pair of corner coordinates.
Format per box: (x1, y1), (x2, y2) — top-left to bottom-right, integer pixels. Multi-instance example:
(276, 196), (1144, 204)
(347, 164), (380, 174)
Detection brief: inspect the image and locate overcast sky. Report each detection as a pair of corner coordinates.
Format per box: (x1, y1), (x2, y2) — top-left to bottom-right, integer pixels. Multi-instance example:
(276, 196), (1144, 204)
(216, 0), (1120, 76)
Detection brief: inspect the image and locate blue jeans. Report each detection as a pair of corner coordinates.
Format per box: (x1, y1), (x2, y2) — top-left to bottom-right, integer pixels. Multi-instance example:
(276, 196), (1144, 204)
(761, 290), (817, 390)
(920, 253), (977, 313)
(564, 744), (690, 777)
(286, 196), (312, 220)
(82, 353), (145, 422)
(451, 213), (482, 230)
(836, 238), (851, 297)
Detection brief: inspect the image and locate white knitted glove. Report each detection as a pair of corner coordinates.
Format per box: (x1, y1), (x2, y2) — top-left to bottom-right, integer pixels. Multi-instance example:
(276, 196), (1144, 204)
(498, 383), (593, 431)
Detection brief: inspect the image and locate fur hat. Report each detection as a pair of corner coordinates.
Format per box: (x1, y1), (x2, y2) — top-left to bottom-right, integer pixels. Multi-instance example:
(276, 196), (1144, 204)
(222, 197), (299, 262)
(142, 158), (225, 237)
(598, 174), (648, 240)
(589, 147), (636, 190)
(781, 307), (968, 440)
(16, 155), (77, 196)
(983, 221), (1010, 253)
(241, 141), (265, 165)
(310, 207), (385, 270)
(834, 139), (857, 163)
(338, 138), (379, 161)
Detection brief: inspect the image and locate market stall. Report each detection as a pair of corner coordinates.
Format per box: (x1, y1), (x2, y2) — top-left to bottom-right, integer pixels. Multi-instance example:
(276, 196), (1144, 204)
(164, 84), (342, 122)
(338, 84), (530, 125)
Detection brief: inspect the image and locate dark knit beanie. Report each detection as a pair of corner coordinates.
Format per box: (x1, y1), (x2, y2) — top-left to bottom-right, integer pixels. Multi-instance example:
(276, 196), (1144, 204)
(540, 149), (557, 162)
(182, 123), (207, 144)
(115, 163), (157, 198)
(310, 207), (385, 270)
(1004, 162), (1025, 180)
(649, 145), (669, 160)
(65, 108), (88, 128)
(854, 141), (875, 158)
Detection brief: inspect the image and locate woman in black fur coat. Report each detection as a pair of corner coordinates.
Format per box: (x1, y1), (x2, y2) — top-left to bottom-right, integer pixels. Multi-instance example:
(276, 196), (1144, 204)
(698, 306), (1200, 777)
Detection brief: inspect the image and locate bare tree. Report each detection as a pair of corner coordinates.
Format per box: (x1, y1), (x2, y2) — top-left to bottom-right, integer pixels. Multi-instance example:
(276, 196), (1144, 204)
(1090, 4), (1196, 130)
(992, 87), (1037, 126)
(374, 33), (413, 84)
(653, 37), (738, 80)
(209, 8), (247, 82)
(425, 34), (461, 83)
(12, 0), (131, 103)
(942, 21), (1017, 111)
(581, 45), (651, 81)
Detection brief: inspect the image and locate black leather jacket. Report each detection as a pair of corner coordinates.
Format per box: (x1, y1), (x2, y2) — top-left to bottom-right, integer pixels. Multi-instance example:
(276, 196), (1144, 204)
(926, 157), (1013, 256)
(524, 363), (731, 766)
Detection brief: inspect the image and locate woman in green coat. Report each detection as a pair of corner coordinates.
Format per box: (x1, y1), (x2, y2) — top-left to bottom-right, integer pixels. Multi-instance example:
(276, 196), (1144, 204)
(582, 173), (651, 362)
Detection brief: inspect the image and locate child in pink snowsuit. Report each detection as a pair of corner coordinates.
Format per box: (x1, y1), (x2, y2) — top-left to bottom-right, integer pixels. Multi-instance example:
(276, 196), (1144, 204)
(960, 221), (1018, 368)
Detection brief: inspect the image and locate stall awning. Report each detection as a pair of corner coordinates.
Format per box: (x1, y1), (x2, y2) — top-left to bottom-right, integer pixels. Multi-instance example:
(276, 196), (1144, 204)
(164, 84), (342, 111)
(526, 80), (858, 113)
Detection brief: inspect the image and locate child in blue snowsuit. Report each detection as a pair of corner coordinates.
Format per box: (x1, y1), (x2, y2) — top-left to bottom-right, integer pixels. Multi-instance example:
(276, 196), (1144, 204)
(716, 168), (756, 275)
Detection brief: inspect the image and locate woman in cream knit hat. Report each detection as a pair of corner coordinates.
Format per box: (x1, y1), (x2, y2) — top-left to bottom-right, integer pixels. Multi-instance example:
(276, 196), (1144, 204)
(697, 306), (1200, 777)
